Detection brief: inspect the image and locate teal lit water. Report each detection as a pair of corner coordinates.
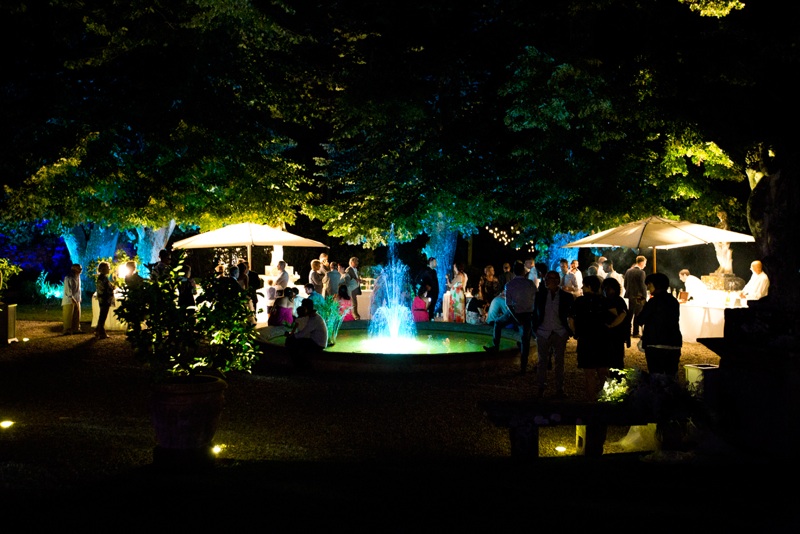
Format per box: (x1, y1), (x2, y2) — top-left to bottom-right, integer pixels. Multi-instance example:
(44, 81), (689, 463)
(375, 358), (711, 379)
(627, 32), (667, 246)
(326, 329), (516, 355)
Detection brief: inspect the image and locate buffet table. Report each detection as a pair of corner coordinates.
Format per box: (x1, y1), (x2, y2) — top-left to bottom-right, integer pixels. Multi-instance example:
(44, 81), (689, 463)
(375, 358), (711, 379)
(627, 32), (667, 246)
(678, 289), (749, 343)
(679, 302), (726, 343)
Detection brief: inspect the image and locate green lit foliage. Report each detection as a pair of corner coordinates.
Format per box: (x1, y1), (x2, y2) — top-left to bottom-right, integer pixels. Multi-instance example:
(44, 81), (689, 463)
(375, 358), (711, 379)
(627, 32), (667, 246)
(302, 2), (512, 247)
(36, 271), (64, 302)
(115, 253), (259, 381)
(497, 15), (752, 243)
(678, 0), (745, 18)
(1, 0), (312, 236)
(317, 295), (347, 345)
(0, 258), (23, 304)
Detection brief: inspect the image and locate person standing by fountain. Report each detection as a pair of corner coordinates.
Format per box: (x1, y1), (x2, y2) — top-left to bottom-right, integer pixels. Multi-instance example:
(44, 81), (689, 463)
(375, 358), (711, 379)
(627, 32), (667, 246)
(412, 287), (430, 322)
(484, 262), (536, 373)
(418, 257), (439, 321)
(274, 260), (289, 298)
(346, 257), (362, 320)
(309, 259), (325, 295)
(336, 284), (355, 322)
(446, 262), (468, 323)
(324, 261), (341, 297)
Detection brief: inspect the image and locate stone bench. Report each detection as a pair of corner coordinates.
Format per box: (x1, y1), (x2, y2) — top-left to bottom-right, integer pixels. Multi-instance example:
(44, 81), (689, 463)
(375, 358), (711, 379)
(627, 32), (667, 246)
(482, 400), (654, 459)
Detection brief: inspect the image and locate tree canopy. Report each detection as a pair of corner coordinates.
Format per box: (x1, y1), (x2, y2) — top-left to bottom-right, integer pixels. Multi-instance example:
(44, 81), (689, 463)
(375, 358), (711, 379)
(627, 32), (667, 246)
(2, 0), (797, 253)
(1, 0), (312, 235)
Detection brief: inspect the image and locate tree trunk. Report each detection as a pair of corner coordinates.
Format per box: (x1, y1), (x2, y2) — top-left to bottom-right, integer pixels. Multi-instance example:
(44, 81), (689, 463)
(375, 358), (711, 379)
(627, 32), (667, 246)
(748, 152), (800, 314)
(422, 215), (458, 316)
(61, 223), (120, 294)
(135, 221), (176, 277)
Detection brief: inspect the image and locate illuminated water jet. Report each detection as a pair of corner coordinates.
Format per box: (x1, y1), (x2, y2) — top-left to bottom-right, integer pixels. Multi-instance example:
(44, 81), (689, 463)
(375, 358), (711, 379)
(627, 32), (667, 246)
(367, 227), (417, 344)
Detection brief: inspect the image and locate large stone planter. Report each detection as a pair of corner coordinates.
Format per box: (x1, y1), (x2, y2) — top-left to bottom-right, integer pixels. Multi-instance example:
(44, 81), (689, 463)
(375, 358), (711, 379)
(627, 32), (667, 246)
(151, 375), (227, 472)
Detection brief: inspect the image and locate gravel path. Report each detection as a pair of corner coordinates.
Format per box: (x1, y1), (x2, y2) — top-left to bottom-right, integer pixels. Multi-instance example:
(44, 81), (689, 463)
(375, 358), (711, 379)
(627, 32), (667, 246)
(0, 320), (787, 530)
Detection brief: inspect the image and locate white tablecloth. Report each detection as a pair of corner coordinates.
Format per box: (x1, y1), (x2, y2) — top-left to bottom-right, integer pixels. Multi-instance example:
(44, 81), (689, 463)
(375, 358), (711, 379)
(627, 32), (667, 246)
(679, 303), (726, 343)
(91, 294), (127, 331)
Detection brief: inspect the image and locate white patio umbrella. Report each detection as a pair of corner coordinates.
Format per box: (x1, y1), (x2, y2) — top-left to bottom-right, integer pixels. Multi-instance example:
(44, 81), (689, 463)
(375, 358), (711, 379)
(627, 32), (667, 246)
(172, 222), (328, 267)
(563, 216), (755, 272)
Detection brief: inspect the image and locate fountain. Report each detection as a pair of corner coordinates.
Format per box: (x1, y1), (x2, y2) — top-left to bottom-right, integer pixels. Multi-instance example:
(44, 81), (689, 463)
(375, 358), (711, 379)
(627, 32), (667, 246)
(257, 228), (519, 371)
(360, 229), (421, 353)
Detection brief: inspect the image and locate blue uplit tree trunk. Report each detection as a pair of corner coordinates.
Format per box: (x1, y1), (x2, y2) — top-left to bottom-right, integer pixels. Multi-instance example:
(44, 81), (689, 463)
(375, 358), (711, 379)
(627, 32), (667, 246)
(135, 221), (176, 277)
(61, 223), (119, 294)
(422, 215), (458, 316)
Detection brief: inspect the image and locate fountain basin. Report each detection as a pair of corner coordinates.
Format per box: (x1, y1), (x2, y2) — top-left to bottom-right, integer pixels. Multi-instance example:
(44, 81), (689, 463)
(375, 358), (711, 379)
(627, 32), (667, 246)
(256, 321), (520, 372)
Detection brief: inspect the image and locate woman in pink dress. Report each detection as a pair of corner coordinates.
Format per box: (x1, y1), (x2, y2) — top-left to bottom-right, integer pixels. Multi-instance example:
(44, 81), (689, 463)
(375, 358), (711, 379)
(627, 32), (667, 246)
(269, 287), (297, 326)
(336, 284), (355, 322)
(412, 287), (429, 322)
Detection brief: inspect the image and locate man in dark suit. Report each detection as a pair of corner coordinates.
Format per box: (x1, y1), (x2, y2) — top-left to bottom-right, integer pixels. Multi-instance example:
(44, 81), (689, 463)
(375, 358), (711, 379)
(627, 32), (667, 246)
(346, 257), (362, 320)
(418, 257), (439, 320)
(533, 270), (574, 399)
(239, 261), (263, 314)
(624, 255), (648, 337)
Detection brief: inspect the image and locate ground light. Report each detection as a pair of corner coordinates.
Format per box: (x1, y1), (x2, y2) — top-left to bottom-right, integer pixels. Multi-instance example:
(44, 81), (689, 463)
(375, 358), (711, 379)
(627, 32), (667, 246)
(1, 420), (14, 429)
(555, 446), (567, 453)
(212, 444), (226, 455)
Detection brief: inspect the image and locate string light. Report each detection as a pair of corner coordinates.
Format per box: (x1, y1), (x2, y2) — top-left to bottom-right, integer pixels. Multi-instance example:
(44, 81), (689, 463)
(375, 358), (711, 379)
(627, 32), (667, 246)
(485, 225), (536, 252)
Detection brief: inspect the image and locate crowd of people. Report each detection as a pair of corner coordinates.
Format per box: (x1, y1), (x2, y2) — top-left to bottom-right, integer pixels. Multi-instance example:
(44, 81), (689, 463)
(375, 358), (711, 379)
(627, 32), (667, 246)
(61, 244), (771, 394)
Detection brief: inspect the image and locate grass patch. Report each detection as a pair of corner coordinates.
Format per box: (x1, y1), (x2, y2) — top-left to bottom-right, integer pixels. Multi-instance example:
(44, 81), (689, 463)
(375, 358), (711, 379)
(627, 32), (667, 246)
(14, 303), (94, 322)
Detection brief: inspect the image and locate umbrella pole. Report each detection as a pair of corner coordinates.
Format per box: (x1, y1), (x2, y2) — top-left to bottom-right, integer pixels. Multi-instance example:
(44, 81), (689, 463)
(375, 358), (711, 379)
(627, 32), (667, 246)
(653, 248), (657, 273)
(248, 244), (252, 268)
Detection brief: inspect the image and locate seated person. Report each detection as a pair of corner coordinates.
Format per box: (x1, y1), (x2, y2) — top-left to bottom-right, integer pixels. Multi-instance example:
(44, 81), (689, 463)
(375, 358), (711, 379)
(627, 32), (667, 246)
(269, 287), (297, 326)
(285, 299), (328, 368)
(466, 289), (484, 325)
(304, 282), (325, 309)
(412, 287), (430, 322)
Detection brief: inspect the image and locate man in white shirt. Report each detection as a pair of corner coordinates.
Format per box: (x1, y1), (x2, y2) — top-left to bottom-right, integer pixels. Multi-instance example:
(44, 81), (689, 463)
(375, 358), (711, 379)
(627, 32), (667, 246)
(570, 259), (583, 292)
(679, 269), (708, 303)
(740, 260), (769, 300)
(596, 256), (608, 278)
(604, 260), (625, 298)
(524, 257), (540, 289)
(274, 260), (290, 296)
(559, 258), (581, 297)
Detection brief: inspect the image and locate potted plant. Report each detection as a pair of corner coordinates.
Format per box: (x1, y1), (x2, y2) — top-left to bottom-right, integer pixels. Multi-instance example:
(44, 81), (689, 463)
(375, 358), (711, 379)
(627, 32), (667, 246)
(114, 254), (260, 470)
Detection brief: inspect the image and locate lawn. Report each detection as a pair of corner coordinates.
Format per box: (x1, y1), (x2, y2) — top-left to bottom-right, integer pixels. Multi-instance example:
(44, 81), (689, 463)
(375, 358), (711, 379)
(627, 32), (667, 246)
(12, 302), (94, 322)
